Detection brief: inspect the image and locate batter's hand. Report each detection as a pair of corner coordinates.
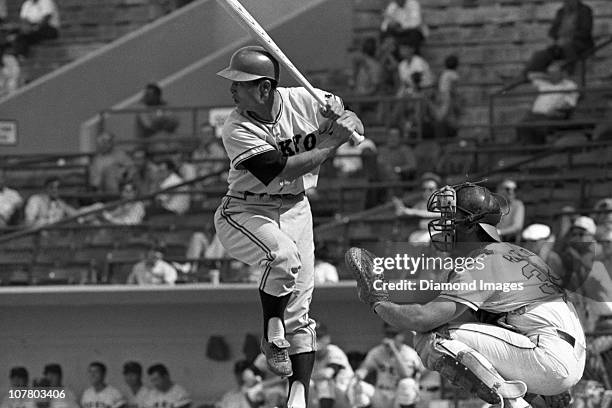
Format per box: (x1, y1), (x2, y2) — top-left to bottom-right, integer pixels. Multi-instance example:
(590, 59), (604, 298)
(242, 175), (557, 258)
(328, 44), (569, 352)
(320, 98), (344, 119)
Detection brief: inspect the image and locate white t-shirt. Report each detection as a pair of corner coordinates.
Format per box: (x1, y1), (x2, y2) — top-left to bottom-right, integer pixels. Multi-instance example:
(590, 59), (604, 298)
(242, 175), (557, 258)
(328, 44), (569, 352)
(0, 187), (23, 225)
(333, 138), (376, 174)
(81, 385), (126, 408)
(531, 79), (579, 115)
(144, 384), (191, 408)
(20, 0), (60, 27)
(158, 173), (190, 215)
(127, 260), (178, 285)
(381, 0), (422, 30)
(314, 261), (339, 285)
(397, 56), (434, 94)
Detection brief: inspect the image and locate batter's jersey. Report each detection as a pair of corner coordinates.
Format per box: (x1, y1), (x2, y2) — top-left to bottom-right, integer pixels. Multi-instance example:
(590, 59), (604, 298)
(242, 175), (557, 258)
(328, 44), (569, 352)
(361, 344), (424, 390)
(439, 242), (585, 345)
(143, 384), (190, 408)
(81, 385), (126, 408)
(221, 87), (342, 194)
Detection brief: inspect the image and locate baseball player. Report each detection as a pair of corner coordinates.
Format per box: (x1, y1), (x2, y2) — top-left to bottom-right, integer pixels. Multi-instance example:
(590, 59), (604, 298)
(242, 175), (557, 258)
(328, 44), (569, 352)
(81, 362), (126, 408)
(144, 364), (191, 408)
(0, 367), (35, 408)
(214, 45), (364, 408)
(355, 323), (424, 408)
(310, 322), (354, 408)
(346, 182), (586, 408)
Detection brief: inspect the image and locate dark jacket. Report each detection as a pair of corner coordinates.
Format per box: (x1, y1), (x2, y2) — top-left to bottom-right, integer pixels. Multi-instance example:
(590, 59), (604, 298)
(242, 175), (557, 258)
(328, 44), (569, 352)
(549, 2), (594, 52)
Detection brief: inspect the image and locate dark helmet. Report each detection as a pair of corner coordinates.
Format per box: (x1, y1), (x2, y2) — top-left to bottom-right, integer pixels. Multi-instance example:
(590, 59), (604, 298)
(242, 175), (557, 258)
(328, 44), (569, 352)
(216, 45), (280, 82)
(427, 183), (503, 251)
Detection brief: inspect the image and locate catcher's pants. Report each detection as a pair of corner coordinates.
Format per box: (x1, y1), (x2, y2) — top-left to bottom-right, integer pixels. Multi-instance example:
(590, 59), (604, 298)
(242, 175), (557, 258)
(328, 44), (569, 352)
(214, 192), (316, 355)
(414, 322), (586, 396)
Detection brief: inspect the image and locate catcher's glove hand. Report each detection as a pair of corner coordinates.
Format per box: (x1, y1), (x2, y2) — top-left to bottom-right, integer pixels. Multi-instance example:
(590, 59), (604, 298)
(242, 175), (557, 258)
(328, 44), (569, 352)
(345, 247), (390, 311)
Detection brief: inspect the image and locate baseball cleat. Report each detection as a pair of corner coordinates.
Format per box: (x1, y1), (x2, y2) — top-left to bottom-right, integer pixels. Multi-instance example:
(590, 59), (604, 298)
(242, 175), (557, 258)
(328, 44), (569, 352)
(261, 337), (293, 377)
(434, 355), (502, 404)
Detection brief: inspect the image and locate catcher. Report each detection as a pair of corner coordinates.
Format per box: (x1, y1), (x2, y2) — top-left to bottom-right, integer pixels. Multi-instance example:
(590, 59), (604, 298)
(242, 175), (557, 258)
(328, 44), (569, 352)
(346, 182), (586, 408)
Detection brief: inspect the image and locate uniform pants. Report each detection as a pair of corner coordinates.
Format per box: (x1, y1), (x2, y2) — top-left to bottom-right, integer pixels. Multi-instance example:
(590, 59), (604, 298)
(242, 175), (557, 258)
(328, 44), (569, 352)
(214, 193), (316, 355)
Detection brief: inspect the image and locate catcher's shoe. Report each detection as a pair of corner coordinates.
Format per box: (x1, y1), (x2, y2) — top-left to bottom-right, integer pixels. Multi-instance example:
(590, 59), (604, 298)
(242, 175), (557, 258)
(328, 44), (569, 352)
(261, 337), (293, 377)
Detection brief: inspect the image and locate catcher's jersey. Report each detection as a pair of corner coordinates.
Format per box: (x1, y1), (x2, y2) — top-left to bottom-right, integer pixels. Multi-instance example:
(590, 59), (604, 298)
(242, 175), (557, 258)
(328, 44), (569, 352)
(221, 87), (341, 195)
(361, 344), (424, 390)
(439, 242), (585, 345)
(143, 384), (190, 408)
(81, 385), (126, 408)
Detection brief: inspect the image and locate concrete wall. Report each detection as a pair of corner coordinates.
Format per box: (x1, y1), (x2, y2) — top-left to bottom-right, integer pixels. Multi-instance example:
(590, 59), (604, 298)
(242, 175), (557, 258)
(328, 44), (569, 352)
(0, 284), (383, 403)
(0, 0), (353, 155)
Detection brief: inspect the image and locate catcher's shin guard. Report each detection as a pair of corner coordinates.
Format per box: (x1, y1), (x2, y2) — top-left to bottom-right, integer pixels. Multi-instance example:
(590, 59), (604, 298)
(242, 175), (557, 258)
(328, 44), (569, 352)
(433, 339), (527, 405)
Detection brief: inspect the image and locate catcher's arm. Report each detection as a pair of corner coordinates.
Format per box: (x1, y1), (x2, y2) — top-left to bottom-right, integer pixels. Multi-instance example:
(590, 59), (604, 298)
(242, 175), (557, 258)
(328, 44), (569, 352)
(374, 301), (467, 333)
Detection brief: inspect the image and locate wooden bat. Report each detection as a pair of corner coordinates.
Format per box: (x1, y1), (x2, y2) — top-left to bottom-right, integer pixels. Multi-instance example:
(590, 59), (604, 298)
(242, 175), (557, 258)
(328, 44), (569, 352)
(217, 0), (364, 144)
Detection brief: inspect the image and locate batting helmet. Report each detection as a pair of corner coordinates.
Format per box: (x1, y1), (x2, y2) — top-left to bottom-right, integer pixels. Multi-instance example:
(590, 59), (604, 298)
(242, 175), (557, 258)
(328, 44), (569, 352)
(427, 183), (503, 251)
(217, 45), (280, 82)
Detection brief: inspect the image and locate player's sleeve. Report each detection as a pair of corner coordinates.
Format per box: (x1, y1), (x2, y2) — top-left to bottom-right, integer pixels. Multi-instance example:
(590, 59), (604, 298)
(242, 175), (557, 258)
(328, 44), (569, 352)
(222, 121), (275, 171)
(437, 256), (496, 311)
(241, 150), (287, 186)
(359, 347), (379, 373)
(172, 386), (191, 408)
(110, 387), (127, 408)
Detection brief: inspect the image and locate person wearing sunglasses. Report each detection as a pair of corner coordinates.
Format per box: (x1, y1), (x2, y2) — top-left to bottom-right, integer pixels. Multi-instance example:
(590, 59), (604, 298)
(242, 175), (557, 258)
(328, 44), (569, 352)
(496, 179), (525, 243)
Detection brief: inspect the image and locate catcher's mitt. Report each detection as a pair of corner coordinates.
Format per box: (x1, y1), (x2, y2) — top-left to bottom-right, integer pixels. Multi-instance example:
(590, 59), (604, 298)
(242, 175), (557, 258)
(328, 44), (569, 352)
(345, 247), (389, 311)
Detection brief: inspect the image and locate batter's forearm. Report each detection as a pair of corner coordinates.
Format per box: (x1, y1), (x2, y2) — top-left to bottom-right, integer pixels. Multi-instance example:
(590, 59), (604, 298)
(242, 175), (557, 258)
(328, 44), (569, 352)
(278, 146), (337, 181)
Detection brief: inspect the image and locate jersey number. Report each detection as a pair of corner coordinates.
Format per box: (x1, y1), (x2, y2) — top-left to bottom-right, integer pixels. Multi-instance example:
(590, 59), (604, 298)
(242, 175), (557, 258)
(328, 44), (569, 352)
(503, 247), (562, 295)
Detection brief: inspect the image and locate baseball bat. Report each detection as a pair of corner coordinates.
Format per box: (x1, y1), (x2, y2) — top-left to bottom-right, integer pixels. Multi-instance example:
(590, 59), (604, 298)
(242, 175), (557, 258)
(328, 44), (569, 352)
(217, 0), (364, 144)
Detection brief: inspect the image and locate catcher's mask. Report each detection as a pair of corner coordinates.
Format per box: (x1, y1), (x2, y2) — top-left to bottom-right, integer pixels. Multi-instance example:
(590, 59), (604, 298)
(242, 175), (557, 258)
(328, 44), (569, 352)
(427, 183), (505, 252)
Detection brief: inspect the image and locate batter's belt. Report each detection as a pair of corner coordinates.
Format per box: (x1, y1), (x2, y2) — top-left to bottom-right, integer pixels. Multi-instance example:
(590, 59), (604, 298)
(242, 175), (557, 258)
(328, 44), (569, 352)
(227, 190), (305, 200)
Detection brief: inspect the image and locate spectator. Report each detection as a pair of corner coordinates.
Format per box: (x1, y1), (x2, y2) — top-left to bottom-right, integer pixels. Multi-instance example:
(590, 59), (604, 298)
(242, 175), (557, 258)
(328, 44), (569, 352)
(0, 41), (20, 98)
(521, 223), (565, 279)
(515, 62), (579, 145)
(496, 179), (525, 242)
(153, 160), (190, 215)
(351, 37), (383, 97)
(42, 363), (78, 408)
(181, 229), (227, 274)
(430, 55), (461, 139)
(377, 34), (400, 95)
(392, 173), (441, 243)
(24, 177), (78, 228)
(145, 364), (191, 408)
(0, 168), (23, 227)
(396, 42), (434, 97)
(333, 137), (377, 177)
(593, 198), (612, 237)
(81, 362), (126, 408)
(355, 323), (424, 408)
(127, 246), (178, 285)
(1, 367), (34, 408)
(0, 0), (6, 22)
(521, 0), (593, 77)
(314, 245), (339, 286)
(191, 124), (227, 185)
(89, 132), (133, 194)
(216, 360), (264, 408)
(380, 0), (427, 54)
(122, 362), (151, 408)
(13, 0), (60, 58)
(135, 83), (179, 151)
(311, 322), (354, 408)
(102, 181), (145, 225)
(560, 216), (612, 331)
(128, 149), (158, 195)
(596, 229), (612, 281)
(377, 127), (417, 182)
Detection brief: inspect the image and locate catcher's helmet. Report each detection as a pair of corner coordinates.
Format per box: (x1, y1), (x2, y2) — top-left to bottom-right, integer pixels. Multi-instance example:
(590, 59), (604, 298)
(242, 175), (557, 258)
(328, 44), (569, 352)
(427, 183), (503, 251)
(216, 45), (280, 82)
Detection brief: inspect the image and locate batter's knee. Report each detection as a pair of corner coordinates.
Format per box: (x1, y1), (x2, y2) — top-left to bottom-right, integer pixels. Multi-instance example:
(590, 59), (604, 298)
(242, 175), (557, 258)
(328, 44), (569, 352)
(259, 241), (302, 295)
